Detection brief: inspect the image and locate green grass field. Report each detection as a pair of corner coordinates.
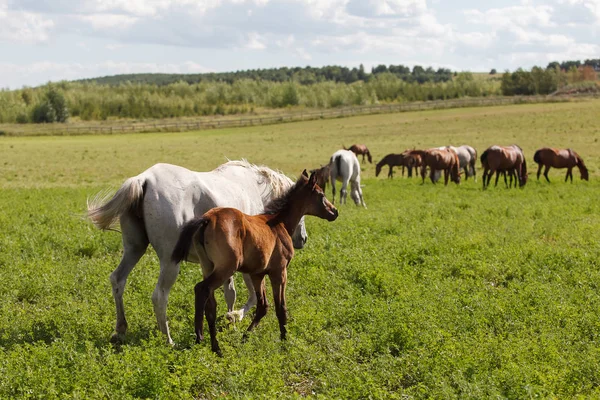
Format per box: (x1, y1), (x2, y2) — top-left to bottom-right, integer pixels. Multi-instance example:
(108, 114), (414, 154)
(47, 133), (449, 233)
(1, 99), (600, 398)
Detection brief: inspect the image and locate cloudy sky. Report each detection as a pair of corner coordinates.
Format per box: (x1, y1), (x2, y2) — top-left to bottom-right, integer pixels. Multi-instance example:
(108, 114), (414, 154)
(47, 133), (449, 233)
(0, 0), (598, 88)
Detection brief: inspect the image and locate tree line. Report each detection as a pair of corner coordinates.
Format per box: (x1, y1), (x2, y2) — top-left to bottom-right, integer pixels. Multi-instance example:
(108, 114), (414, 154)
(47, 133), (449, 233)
(0, 59), (596, 124)
(80, 64), (453, 86)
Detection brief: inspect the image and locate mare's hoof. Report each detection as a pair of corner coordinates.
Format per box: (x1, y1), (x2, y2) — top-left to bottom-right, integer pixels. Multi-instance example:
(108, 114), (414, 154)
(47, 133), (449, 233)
(212, 347), (223, 357)
(226, 310), (243, 323)
(241, 333), (250, 343)
(195, 335), (204, 344)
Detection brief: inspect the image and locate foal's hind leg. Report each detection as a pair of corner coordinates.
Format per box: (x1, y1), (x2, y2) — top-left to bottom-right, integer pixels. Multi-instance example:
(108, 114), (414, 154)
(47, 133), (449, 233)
(110, 213), (149, 343)
(566, 168), (573, 183)
(244, 275), (268, 338)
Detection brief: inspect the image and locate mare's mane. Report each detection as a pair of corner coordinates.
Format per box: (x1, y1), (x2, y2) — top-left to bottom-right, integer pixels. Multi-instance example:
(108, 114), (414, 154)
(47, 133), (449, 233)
(217, 159), (292, 201)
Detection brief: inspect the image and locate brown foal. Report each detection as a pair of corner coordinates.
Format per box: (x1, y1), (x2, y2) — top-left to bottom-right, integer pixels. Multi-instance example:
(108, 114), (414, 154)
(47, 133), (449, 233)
(172, 170), (338, 355)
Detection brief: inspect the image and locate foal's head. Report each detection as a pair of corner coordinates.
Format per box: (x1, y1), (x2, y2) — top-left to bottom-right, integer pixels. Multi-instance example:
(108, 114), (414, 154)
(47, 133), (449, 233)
(299, 170), (338, 221)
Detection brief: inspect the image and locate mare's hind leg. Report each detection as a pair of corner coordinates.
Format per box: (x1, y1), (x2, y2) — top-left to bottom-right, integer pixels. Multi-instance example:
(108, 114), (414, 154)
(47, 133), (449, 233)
(152, 259), (180, 345)
(222, 277), (237, 321)
(536, 163), (543, 180)
(351, 180), (367, 208)
(340, 178), (349, 205)
(543, 166), (551, 182)
(110, 213), (149, 343)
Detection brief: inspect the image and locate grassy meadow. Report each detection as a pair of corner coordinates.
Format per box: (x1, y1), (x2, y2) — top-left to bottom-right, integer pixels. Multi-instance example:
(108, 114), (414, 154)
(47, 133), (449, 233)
(1, 99), (600, 398)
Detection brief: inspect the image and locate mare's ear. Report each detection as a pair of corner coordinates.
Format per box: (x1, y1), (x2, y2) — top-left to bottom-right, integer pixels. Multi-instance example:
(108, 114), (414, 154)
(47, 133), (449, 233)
(302, 169), (309, 178)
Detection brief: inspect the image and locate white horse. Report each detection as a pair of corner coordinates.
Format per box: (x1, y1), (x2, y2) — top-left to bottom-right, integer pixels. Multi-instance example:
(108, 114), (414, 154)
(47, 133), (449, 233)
(87, 161), (308, 345)
(447, 145), (477, 181)
(329, 149), (367, 207)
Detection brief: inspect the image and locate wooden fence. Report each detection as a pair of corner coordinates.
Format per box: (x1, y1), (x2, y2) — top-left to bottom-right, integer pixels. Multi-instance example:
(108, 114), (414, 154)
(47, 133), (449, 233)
(1, 95), (574, 137)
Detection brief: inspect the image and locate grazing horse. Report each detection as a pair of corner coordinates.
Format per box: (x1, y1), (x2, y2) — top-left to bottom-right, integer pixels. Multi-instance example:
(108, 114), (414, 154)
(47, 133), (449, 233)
(87, 161), (308, 345)
(481, 145), (528, 189)
(448, 145), (477, 181)
(416, 148), (461, 185)
(344, 144), (373, 164)
(171, 170), (338, 355)
(330, 149), (367, 207)
(310, 164), (330, 192)
(533, 148), (588, 183)
(375, 151), (419, 178)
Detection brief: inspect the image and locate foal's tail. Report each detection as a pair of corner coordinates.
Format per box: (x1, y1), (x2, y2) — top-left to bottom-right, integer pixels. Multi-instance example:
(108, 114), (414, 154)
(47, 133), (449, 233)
(171, 218), (209, 264)
(533, 149), (541, 165)
(87, 176), (145, 230)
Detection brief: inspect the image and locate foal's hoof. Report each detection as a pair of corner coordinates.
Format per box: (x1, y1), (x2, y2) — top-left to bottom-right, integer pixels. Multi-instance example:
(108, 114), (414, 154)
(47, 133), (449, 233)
(195, 335), (204, 344)
(110, 332), (126, 344)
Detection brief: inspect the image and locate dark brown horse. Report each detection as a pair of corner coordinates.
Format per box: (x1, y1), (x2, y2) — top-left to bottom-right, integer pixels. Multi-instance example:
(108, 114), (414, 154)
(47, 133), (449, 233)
(310, 164), (330, 191)
(481, 145), (528, 189)
(344, 144), (372, 163)
(171, 171), (338, 355)
(415, 148), (461, 185)
(533, 148), (588, 183)
(375, 151), (419, 178)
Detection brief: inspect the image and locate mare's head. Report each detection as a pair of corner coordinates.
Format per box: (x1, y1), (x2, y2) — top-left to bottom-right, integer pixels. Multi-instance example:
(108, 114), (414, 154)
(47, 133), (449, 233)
(375, 159), (385, 177)
(299, 170), (338, 221)
(576, 154), (589, 181)
(450, 152), (462, 184)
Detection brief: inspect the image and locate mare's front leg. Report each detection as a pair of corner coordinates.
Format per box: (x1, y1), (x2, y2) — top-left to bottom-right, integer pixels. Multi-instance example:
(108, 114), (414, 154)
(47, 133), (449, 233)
(536, 163), (543, 180)
(443, 169), (449, 186)
(388, 166), (393, 179)
(223, 277), (237, 321)
(565, 168), (573, 183)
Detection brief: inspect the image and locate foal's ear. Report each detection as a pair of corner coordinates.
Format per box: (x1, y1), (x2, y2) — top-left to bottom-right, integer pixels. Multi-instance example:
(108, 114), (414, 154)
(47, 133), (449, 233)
(308, 171), (318, 186)
(302, 169), (309, 178)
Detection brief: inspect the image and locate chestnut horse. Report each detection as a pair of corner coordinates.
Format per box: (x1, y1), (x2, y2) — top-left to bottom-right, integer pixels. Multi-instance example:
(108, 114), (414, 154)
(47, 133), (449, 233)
(414, 148), (461, 185)
(344, 144), (373, 164)
(375, 151), (419, 178)
(533, 148), (588, 183)
(481, 145), (528, 189)
(171, 171), (338, 355)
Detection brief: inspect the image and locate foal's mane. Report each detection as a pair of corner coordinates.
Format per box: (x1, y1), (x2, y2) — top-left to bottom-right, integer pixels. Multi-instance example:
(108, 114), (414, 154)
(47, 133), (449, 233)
(263, 176), (307, 215)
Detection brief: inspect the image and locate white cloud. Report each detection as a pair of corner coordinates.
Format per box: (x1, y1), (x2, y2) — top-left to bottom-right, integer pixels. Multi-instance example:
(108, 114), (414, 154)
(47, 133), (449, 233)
(80, 14), (138, 30)
(464, 5), (555, 28)
(0, 8), (54, 43)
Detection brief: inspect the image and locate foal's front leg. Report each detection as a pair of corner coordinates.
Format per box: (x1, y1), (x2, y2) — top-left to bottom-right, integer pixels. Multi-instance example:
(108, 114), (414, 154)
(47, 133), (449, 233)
(270, 266), (289, 340)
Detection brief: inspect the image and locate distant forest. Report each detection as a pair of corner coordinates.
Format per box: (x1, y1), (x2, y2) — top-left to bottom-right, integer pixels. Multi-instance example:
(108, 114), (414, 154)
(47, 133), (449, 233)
(0, 59), (597, 124)
(80, 64), (455, 86)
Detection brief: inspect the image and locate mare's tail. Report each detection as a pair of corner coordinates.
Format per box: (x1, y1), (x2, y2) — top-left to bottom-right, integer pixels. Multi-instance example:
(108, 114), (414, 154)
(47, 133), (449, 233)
(533, 150), (541, 165)
(87, 176), (145, 230)
(171, 218), (209, 264)
(342, 145), (348, 150)
(335, 153), (342, 175)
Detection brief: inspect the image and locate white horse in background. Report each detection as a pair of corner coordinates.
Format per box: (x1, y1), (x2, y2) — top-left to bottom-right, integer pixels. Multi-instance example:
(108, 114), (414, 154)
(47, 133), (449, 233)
(329, 149), (367, 207)
(447, 145), (477, 181)
(87, 161), (308, 345)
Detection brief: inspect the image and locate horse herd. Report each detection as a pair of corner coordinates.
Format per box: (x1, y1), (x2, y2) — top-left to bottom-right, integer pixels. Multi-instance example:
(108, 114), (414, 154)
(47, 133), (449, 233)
(86, 144), (589, 354)
(341, 144), (588, 190)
